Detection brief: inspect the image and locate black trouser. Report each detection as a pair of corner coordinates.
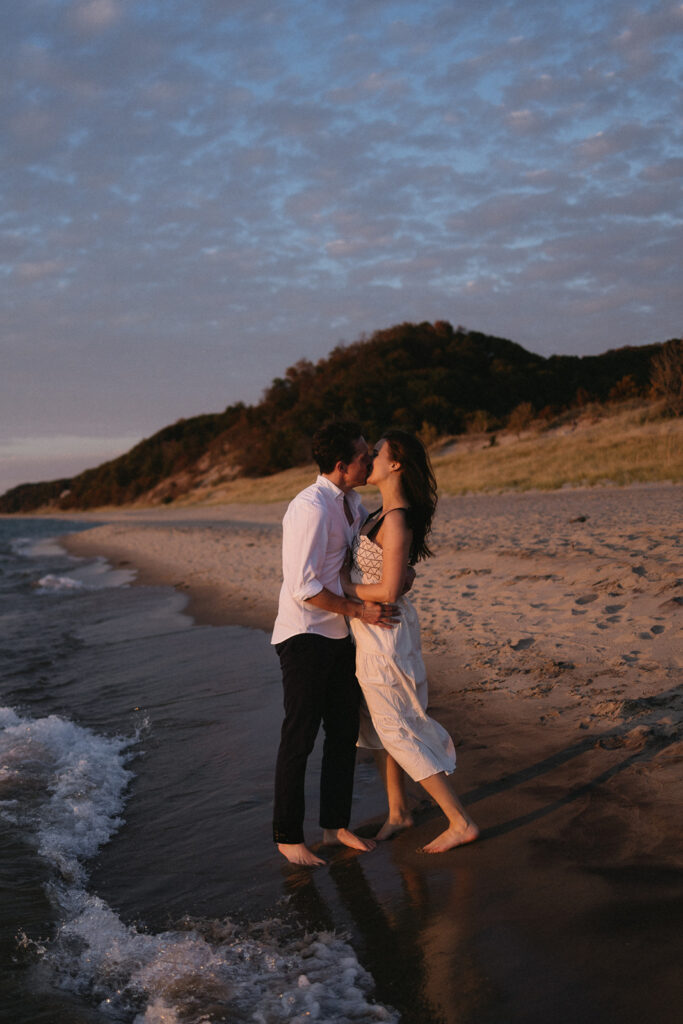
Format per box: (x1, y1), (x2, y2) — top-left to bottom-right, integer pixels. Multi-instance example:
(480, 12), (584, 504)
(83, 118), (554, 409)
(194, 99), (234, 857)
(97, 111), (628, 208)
(273, 633), (360, 845)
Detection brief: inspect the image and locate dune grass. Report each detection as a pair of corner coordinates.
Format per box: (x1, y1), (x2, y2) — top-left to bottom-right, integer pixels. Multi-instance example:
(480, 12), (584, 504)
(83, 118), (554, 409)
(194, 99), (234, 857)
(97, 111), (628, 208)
(433, 413), (682, 494)
(178, 406), (681, 505)
(178, 463), (321, 505)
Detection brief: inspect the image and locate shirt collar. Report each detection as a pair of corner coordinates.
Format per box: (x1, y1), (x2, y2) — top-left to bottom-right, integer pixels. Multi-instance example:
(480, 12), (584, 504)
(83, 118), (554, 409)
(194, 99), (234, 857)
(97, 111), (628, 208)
(317, 474), (362, 509)
(317, 474), (344, 499)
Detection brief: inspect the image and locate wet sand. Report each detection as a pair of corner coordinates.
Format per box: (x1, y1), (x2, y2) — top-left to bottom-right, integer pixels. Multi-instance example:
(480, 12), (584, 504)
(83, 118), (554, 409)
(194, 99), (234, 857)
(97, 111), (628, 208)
(62, 483), (683, 1022)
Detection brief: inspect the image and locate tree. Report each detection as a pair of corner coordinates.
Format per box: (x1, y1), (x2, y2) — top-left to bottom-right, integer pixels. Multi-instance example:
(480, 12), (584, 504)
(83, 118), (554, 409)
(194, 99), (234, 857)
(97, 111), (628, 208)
(608, 374), (639, 403)
(650, 339), (683, 416)
(466, 410), (491, 434)
(507, 401), (535, 436)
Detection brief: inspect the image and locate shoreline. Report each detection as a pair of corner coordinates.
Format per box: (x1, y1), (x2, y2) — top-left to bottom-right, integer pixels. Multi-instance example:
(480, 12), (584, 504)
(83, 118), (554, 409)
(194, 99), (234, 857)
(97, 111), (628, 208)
(55, 485), (683, 1021)
(61, 504), (287, 632)
(60, 485), (683, 860)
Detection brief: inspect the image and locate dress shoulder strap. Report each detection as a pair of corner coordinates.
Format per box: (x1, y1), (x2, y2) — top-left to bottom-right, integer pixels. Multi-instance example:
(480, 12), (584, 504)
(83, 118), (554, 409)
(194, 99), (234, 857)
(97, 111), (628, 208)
(366, 506), (411, 538)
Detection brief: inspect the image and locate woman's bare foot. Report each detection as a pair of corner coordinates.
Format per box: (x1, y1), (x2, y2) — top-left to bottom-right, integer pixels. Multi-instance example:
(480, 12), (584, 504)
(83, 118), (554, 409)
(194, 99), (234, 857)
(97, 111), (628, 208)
(376, 813), (414, 840)
(277, 842), (325, 866)
(421, 821), (479, 854)
(322, 827), (377, 852)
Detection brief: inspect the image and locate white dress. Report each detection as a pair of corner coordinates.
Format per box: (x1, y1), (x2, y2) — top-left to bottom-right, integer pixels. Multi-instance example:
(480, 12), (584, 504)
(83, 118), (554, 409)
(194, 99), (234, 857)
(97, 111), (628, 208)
(349, 527), (456, 782)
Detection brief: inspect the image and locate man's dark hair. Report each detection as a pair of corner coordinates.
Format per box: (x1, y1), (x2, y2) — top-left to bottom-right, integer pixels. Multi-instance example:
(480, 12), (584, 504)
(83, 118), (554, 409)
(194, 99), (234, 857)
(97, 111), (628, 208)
(311, 420), (363, 473)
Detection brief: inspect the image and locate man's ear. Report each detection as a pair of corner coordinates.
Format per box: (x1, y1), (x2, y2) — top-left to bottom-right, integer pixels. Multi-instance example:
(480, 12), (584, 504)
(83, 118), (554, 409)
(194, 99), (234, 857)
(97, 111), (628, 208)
(335, 459), (347, 474)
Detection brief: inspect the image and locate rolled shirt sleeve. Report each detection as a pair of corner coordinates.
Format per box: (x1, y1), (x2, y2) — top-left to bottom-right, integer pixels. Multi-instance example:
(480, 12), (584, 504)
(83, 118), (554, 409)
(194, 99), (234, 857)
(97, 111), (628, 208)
(272, 476), (362, 645)
(284, 500), (330, 602)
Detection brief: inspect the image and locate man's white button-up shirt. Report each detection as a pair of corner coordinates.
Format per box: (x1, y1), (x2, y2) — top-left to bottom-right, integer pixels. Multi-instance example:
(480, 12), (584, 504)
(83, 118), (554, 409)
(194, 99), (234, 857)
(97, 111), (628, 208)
(271, 475), (366, 645)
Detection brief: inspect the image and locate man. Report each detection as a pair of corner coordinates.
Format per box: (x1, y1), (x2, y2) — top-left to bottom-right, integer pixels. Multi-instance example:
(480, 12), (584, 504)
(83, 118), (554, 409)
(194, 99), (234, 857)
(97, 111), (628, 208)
(272, 420), (398, 866)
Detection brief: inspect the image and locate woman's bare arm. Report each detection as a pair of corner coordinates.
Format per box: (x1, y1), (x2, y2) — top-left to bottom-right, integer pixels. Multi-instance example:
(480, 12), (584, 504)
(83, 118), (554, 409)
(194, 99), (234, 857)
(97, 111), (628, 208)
(305, 587), (398, 626)
(342, 511), (412, 604)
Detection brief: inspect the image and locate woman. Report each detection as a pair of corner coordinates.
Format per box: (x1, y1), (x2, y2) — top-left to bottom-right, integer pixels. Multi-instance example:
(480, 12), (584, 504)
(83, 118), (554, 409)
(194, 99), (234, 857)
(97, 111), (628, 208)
(341, 429), (478, 853)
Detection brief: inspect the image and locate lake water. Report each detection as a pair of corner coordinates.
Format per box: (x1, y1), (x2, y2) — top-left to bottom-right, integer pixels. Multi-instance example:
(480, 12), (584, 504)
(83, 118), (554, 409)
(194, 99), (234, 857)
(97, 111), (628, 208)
(0, 518), (396, 1023)
(3, 515), (681, 1024)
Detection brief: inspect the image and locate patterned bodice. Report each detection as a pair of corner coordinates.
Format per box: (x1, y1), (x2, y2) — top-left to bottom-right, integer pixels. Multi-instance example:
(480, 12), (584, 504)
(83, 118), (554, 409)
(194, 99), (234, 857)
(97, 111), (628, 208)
(350, 532), (384, 584)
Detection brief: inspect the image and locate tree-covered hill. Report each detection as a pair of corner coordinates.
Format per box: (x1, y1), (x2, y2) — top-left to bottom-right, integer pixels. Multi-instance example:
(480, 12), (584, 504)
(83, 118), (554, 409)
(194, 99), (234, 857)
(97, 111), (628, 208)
(1, 321), (670, 512)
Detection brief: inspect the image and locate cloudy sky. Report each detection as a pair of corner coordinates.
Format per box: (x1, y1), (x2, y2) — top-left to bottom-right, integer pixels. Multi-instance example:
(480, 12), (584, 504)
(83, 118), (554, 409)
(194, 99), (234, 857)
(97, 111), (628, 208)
(2, 0), (681, 493)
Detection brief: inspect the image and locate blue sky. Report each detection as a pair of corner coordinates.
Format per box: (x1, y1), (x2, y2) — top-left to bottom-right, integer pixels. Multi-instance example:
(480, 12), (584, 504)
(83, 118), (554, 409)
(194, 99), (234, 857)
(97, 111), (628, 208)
(1, 0), (681, 492)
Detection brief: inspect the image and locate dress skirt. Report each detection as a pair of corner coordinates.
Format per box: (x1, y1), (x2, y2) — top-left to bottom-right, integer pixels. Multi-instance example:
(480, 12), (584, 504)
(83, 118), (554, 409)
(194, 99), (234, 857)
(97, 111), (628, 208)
(350, 593), (456, 782)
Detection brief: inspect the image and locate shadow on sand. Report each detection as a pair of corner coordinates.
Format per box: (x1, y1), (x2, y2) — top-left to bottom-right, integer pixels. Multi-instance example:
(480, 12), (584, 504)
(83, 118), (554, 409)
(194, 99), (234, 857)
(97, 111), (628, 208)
(280, 684), (683, 1024)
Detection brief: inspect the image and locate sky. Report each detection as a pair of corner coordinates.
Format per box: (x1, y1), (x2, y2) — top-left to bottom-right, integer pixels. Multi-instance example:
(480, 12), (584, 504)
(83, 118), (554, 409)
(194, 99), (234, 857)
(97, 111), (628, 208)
(1, 0), (682, 494)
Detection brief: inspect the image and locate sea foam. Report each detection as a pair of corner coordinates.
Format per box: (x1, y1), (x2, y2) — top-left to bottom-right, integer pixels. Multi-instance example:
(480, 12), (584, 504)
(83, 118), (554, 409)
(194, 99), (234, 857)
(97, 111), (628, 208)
(35, 573), (88, 593)
(2, 707), (396, 1023)
(0, 706), (134, 885)
(47, 901), (397, 1023)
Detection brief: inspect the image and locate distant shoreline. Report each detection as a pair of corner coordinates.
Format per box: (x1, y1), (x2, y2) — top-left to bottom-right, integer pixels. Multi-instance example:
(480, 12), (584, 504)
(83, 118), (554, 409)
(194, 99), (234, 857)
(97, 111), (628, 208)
(3, 392), (681, 514)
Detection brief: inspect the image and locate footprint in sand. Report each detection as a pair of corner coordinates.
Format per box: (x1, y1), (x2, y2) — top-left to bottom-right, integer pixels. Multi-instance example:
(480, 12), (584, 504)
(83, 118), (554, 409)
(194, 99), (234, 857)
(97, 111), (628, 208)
(604, 604), (624, 614)
(651, 625), (665, 635)
(575, 594), (598, 605)
(509, 637), (534, 651)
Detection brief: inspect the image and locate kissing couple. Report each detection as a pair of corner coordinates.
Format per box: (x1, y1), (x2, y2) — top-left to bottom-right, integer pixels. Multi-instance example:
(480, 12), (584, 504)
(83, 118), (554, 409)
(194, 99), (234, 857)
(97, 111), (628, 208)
(272, 420), (478, 866)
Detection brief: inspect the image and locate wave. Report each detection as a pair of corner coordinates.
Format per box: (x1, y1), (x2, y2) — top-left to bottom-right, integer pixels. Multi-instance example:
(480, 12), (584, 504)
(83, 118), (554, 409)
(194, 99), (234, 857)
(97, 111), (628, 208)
(10, 535), (65, 559)
(39, 898), (396, 1023)
(0, 706), (135, 885)
(34, 573), (88, 593)
(1, 707), (396, 1023)
(34, 563), (136, 593)
(7, 525), (135, 593)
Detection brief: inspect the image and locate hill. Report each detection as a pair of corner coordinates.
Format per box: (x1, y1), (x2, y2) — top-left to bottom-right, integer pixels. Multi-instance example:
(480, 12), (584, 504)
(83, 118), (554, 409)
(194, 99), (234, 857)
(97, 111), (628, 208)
(1, 321), (678, 513)
(112, 401), (678, 507)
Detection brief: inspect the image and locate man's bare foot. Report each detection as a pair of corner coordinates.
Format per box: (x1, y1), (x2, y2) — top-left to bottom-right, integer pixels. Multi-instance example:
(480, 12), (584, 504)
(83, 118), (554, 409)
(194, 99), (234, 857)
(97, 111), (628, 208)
(421, 821), (479, 854)
(376, 813), (414, 840)
(322, 827), (377, 852)
(277, 842), (325, 866)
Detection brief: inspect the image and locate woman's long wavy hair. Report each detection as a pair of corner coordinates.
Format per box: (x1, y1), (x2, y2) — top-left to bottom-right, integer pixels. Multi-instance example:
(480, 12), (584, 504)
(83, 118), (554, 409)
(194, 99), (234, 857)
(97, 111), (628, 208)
(382, 429), (437, 564)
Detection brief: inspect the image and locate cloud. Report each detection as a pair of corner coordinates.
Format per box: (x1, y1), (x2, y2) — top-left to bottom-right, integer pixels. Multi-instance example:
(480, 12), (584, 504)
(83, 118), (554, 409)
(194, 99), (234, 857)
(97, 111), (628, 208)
(1, 0), (681, 491)
(640, 157), (683, 182)
(575, 122), (661, 164)
(15, 260), (65, 281)
(69, 0), (122, 34)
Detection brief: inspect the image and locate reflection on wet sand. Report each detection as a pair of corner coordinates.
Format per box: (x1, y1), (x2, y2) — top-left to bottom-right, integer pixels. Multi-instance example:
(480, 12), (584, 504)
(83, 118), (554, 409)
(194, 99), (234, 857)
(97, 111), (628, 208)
(284, 837), (483, 1024)
(280, 698), (683, 1024)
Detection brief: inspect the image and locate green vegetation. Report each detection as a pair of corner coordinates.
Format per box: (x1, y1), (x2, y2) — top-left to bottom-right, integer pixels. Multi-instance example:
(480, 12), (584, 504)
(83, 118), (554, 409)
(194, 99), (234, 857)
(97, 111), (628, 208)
(1, 322), (679, 512)
(157, 403), (683, 506)
(433, 407), (683, 495)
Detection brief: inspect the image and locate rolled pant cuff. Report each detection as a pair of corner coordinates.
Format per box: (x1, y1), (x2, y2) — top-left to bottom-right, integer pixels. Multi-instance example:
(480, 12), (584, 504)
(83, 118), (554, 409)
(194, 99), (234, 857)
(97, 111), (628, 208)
(273, 825), (305, 845)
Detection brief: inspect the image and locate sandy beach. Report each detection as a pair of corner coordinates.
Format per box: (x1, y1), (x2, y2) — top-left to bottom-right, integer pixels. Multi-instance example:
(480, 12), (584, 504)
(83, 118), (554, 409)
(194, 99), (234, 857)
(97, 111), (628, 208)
(61, 482), (683, 1021)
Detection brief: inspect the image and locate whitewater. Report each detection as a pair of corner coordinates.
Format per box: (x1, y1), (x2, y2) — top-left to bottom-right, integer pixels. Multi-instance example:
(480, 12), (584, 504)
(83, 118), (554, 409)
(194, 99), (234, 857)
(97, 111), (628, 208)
(0, 518), (396, 1023)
